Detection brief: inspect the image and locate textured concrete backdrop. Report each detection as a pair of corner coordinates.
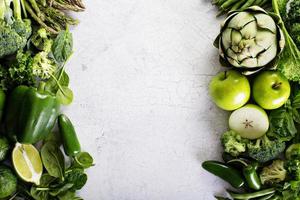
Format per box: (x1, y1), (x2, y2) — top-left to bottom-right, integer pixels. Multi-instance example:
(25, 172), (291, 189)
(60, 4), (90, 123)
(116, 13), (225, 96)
(67, 0), (231, 199)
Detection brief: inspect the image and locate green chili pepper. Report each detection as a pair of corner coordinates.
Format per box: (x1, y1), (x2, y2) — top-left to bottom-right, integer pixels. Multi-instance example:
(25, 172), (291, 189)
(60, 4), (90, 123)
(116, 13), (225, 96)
(4, 85), (60, 144)
(58, 114), (81, 156)
(227, 159), (261, 190)
(202, 160), (244, 188)
(243, 164), (261, 190)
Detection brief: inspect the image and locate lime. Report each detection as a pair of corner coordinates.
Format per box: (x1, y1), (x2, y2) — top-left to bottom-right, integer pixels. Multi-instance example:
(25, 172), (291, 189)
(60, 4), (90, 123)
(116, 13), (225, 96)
(12, 143), (43, 185)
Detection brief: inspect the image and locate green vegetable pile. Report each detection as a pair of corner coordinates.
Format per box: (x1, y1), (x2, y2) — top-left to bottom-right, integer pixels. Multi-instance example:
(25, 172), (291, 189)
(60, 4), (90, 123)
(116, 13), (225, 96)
(0, 0), (94, 199)
(203, 0), (300, 199)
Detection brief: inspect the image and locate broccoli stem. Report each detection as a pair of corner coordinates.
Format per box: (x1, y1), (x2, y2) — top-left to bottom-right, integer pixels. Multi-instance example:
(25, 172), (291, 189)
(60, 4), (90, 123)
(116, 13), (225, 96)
(262, 134), (271, 146)
(0, 0), (5, 19)
(13, 0), (22, 20)
(228, 188), (276, 199)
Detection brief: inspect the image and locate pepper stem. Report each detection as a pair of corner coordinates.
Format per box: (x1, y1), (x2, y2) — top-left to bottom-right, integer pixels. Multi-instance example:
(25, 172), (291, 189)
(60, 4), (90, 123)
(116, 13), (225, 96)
(38, 81), (46, 92)
(227, 158), (248, 167)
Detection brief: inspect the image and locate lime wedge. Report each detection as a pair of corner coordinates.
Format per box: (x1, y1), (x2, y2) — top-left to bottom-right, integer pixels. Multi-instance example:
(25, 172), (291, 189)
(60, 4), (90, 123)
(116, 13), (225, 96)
(12, 143), (43, 185)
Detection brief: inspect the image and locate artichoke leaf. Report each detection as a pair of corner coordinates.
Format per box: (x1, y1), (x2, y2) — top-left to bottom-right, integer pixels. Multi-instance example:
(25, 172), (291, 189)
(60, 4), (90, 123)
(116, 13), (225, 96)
(255, 30), (277, 49)
(226, 48), (240, 67)
(241, 57), (258, 68)
(227, 12), (255, 30)
(248, 42), (265, 58)
(221, 28), (232, 50)
(240, 20), (257, 39)
(254, 13), (277, 33)
(257, 44), (278, 67)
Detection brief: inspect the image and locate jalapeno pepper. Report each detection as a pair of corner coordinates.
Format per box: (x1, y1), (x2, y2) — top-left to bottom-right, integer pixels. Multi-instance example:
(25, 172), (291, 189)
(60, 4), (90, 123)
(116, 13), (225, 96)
(4, 85), (60, 144)
(202, 160), (245, 188)
(58, 114), (81, 156)
(227, 159), (261, 190)
(243, 163), (261, 190)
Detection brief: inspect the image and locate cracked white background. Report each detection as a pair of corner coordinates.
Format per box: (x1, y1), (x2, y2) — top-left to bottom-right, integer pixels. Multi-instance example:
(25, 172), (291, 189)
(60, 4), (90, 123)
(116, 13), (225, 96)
(66, 0), (231, 199)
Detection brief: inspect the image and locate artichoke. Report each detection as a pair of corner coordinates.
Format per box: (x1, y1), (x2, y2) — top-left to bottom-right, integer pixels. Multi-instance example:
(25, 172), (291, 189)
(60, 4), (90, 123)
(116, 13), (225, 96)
(216, 6), (285, 75)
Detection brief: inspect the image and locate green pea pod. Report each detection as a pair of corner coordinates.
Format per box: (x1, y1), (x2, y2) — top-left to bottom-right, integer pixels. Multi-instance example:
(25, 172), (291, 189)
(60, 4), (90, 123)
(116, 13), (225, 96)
(58, 114), (81, 156)
(243, 164), (261, 190)
(202, 160), (244, 188)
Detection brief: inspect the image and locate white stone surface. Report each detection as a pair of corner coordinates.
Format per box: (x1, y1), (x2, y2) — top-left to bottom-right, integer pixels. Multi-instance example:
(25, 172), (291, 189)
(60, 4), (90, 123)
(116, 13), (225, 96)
(67, 0), (231, 199)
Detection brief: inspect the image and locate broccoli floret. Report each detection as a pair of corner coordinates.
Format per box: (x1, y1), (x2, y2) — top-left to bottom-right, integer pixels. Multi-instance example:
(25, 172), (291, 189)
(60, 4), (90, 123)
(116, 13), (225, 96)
(31, 28), (53, 52)
(221, 130), (249, 157)
(286, 159), (300, 180)
(8, 50), (36, 86)
(0, 0), (32, 58)
(32, 51), (56, 80)
(260, 160), (287, 185)
(247, 135), (286, 163)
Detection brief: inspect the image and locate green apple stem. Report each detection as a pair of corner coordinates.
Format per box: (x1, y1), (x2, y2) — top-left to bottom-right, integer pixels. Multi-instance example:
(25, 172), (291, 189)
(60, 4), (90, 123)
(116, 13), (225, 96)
(272, 82), (282, 89)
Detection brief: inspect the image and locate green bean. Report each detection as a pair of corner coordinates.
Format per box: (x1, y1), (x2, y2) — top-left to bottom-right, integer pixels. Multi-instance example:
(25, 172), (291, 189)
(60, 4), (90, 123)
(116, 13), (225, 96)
(261, 0), (271, 7)
(228, 188), (276, 199)
(216, 0), (227, 6)
(220, 0), (240, 11)
(230, 0), (247, 11)
(253, 0), (264, 5)
(256, 193), (275, 200)
(240, 0), (256, 10)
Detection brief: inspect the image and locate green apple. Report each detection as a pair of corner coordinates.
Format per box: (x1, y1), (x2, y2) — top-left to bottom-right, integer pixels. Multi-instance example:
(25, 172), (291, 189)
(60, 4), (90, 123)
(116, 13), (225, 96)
(229, 104), (269, 139)
(252, 71), (290, 110)
(209, 70), (250, 111)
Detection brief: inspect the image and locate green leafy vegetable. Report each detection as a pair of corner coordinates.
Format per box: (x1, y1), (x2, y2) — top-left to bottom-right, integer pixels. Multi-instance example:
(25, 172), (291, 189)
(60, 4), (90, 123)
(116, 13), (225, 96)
(56, 85), (73, 105)
(41, 142), (65, 180)
(45, 70), (69, 94)
(65, 168), (87, 190)
(268, 100), (297, 141)
(58, 191), (83, 200)
(52, 29), (73, 63)
(74, 152), (94, 169)
(49, 183), (74, 196)
(285, 0), (300, 50)
(272, 0), (300, 81)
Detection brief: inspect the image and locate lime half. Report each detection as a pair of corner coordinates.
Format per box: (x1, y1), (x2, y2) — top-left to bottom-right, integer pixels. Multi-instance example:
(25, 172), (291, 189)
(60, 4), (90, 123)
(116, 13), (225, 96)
(12, 143), (43, 185)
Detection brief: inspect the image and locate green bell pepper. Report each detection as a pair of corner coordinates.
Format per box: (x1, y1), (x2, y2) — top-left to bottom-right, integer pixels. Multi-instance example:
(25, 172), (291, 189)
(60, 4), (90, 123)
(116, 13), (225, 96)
(4, 85), (60, 144)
